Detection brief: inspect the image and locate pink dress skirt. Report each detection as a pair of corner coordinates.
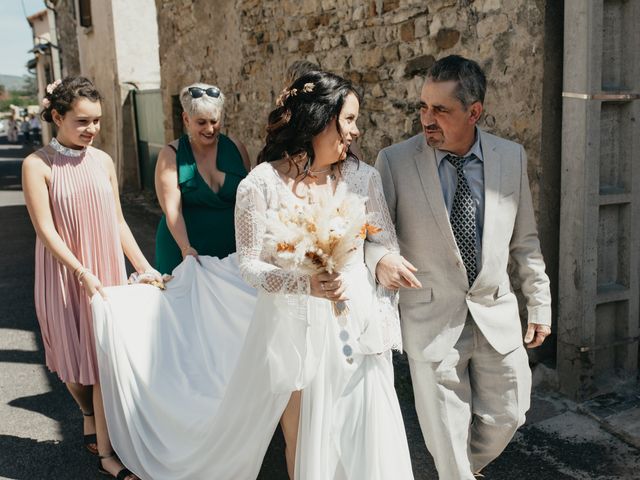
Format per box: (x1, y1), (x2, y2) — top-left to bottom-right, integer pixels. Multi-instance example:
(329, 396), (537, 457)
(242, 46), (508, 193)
(33, 142), (127, 385)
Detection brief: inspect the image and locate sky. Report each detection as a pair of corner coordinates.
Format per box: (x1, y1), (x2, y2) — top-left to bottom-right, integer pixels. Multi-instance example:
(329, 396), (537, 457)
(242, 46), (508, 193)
(0, 0), (48, 77)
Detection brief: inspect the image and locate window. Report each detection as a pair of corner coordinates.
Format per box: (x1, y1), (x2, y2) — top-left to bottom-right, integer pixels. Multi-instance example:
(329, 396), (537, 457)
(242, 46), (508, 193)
(78, 0), (92, 28)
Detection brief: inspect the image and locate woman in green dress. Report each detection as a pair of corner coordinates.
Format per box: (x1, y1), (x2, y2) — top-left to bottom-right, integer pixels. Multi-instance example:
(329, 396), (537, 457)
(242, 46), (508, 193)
(155, 83), (251, 274)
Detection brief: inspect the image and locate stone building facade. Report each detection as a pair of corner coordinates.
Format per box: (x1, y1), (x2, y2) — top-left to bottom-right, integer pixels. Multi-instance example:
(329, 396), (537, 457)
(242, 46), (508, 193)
(156, 0), (563, 356)
(157, 0), (551, 165)
(27, 9), (58, 145)
(51, 0), (161, 189)
(49, 0), (81, 77)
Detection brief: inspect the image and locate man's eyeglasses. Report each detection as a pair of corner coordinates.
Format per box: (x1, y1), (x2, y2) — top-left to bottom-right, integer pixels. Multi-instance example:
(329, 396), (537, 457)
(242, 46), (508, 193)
(188, 86), (221, 99)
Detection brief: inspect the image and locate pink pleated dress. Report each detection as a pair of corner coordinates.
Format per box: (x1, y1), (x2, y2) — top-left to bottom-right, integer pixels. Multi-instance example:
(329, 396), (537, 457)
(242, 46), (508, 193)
(33, 138), (127, 385)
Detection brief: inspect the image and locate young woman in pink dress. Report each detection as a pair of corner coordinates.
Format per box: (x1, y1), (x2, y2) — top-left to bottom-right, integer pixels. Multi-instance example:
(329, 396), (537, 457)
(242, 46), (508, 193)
(22, 76), (160, 480)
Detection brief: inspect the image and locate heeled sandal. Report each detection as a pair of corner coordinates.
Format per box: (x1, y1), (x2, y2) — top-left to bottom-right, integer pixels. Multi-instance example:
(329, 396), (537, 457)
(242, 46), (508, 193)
(82, 410), (98, 455)
(98, 452), (136, 480)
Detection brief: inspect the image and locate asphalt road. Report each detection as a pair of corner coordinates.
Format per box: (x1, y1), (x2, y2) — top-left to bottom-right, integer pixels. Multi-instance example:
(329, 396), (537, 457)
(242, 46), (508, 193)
(0, 136), (638, 479)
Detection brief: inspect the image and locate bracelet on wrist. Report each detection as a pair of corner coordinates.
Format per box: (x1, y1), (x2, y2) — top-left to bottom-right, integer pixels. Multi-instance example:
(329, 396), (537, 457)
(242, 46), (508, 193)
(74, 267), (91, 285)
(74, 266), (87, 279)
(181, 245), (193, 255)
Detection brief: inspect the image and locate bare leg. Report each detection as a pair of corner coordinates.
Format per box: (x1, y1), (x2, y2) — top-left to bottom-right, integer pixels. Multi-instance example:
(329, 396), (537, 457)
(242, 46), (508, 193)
(280, 390), (301, 480)
(66, 382), (96, 452)
(66, 382), (93, 411)
(93, 383), (138, 480)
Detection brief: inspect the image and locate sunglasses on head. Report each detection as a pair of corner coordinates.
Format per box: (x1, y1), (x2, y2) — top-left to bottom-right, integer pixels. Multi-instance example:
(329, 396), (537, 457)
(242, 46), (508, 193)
(188, 86), (221, 99)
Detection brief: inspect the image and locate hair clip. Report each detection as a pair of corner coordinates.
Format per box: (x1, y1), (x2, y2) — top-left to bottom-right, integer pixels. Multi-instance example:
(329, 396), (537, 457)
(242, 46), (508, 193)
(46, 79), (62, 95)
(276, 82), (315, 107)
(41, 98), (51, 108)
(276, 88), (295, 107)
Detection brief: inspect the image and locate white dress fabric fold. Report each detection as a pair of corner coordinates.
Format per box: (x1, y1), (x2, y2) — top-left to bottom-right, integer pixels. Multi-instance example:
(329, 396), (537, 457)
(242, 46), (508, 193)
(92, 159), (415, 480)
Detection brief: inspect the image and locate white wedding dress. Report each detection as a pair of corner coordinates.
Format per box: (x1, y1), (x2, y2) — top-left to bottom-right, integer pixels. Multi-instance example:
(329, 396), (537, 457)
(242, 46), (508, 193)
(92, 158), (415, 480)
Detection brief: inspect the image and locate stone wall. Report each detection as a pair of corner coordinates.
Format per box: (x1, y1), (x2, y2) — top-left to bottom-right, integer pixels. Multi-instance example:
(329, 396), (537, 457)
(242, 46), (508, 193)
(157, 0), (547, 193)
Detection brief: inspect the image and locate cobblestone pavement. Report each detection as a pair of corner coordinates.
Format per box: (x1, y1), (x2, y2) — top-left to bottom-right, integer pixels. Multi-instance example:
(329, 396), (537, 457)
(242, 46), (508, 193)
(0, 137), (638, 479)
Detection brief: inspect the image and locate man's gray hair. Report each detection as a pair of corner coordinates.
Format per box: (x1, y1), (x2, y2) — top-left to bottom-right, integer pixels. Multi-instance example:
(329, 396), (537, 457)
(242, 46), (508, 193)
(427, 55), (486, 108)
(179, 83), (225, 120)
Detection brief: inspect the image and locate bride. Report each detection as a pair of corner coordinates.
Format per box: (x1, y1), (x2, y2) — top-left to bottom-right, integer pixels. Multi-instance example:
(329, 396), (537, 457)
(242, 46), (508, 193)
(92, 71), (415, 479)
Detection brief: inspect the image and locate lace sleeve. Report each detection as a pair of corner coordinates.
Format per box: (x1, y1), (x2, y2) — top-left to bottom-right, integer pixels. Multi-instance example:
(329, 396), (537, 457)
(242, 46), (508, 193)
(364, 169), (402, 351)
(365, 168), (400, 254)
(235, 178), (311, 295)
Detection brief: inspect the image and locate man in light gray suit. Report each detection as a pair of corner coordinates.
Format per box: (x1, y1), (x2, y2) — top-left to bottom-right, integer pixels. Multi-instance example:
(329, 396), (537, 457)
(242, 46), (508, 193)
(366, 55), (552, 479)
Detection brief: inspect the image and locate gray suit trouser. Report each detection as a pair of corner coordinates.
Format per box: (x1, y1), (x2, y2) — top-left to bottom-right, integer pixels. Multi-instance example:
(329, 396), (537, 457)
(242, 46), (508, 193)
(408, 319), (531, 480)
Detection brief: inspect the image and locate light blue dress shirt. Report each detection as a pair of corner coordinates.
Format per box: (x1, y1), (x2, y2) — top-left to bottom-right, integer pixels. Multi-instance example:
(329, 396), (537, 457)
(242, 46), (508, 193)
(434, 130), (485, 272)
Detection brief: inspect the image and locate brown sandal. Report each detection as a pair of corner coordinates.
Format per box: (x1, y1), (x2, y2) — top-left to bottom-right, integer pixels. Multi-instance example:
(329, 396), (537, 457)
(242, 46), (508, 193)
(82, 410), (98, 455)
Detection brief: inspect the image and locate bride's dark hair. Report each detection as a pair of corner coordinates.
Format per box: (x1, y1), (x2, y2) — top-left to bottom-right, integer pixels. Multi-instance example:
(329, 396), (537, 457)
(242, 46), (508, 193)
(258, 71), (361, 174)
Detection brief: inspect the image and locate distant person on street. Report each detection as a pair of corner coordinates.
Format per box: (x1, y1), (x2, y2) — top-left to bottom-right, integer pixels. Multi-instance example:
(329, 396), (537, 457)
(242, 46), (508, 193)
(7, 116), (18, 143)
(22, 76), (162, 480)
(29, 114), (41, 145)
(20, 116), (30, 144)
(154, 82), (250, 274)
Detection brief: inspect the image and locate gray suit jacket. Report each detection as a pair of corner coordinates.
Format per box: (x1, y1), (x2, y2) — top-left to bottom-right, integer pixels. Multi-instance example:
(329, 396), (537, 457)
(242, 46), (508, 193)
(366, 130), (551, 362)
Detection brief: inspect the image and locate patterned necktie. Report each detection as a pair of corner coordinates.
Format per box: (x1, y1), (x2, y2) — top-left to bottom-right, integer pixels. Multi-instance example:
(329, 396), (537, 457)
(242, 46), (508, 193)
(447, 154), (477, 286)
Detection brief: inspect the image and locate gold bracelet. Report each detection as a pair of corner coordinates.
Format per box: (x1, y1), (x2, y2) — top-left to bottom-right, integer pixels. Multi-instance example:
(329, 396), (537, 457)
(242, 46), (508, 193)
(181, 245), (192, 255)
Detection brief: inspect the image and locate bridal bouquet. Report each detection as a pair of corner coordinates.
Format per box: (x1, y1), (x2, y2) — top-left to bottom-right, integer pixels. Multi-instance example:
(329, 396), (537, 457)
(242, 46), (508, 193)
(264, 181), (380, 315)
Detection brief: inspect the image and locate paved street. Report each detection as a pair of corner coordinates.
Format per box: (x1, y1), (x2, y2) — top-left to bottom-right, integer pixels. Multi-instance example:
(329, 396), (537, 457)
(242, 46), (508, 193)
(0, 136), (638, 479)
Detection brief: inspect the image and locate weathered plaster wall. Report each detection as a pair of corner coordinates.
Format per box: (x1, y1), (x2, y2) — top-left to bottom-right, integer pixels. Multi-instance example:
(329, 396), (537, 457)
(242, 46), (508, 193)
(112, 0), (161, 90)
(76, 0), (119, 161)
(112, 0), (161, 188)
(52, 0), (81, 77)
(74, 0), (161, 188)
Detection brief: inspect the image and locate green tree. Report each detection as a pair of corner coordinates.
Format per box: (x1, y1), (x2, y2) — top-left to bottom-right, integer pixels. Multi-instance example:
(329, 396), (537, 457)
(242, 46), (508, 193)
(21, 75), (37, 96)
(0, 75), (38, 112)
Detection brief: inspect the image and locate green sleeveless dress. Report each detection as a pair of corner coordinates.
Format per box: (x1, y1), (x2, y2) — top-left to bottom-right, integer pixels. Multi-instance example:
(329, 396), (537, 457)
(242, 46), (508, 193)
(155, 134), (247, 274)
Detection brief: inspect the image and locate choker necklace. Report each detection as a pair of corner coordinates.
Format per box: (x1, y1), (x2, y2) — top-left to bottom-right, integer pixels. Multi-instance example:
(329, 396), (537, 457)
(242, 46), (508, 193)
(309, 165), (336, 181)
(50, 137), (86, 157)
(309, 166), (332, 174)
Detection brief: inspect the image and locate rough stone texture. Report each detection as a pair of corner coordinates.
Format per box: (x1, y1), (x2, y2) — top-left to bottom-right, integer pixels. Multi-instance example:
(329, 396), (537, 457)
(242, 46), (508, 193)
(156, 1), (547, 197)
